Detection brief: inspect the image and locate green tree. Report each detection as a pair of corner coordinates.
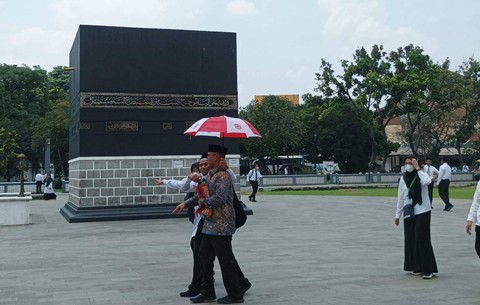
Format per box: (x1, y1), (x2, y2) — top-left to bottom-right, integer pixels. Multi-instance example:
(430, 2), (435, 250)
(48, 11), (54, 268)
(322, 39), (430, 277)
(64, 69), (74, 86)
(314, 45), (401, 172)
(299, 94), (327, 168)
(239, 96), (305, 173)
(0, 64), (49, 178)
(0, 64), (70, 180)
(316, 98), (371, 173)
(0, 128), (19, 180)
(31, 66), (70, 178)
(451, 58), (480, 165)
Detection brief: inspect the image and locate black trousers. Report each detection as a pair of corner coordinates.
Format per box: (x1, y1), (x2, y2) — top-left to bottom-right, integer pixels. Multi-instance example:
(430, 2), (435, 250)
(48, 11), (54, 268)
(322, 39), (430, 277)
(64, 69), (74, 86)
(249, 180), (258, 200)
(427, 182), (434, 206)
(36, 181), (42, 194)
(188, 219), (207, 291)
(403, 211), (438, 273)
(438, 179), (451, 207)
(475, 226), (480, 258)
(199, 234), (242, 298)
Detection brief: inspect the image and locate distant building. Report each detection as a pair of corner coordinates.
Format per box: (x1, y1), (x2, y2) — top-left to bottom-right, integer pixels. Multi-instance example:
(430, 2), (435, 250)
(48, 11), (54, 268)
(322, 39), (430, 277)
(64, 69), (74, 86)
(383, 114), (478, 172)
(254, 94), (300, 105)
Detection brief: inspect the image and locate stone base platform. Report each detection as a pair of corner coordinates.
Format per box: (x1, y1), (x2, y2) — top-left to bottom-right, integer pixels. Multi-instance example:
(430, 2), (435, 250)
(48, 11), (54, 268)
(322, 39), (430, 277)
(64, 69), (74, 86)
(60, 201), (253, 223)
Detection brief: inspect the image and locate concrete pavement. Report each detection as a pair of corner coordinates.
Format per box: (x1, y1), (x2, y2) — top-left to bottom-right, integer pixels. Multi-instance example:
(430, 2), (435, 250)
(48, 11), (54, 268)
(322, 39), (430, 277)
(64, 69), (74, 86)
(0, 193), (478, 305)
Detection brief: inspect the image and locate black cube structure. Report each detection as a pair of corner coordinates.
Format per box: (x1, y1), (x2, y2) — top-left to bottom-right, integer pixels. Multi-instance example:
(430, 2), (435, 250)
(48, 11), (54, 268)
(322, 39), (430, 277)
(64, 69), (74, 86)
(61, 25), (251, 222)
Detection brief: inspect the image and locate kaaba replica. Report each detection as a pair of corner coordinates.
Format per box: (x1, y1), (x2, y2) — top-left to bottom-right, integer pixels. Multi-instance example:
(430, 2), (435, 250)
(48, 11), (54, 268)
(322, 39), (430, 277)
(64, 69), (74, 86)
(60, 25), (250, 222)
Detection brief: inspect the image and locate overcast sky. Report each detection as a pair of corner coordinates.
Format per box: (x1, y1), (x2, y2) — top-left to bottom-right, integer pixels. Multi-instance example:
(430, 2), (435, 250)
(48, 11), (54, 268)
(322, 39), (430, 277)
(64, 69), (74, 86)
(1, 0), (479, 108)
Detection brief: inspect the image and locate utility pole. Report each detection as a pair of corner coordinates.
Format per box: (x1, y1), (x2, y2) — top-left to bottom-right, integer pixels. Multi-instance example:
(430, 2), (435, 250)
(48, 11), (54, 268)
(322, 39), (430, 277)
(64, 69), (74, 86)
(45, 138), (51, 175)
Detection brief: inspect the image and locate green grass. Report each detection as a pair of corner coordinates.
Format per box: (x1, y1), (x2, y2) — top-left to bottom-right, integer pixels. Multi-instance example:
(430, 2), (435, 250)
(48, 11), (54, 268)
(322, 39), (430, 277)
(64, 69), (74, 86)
(260, 186), (477, 200)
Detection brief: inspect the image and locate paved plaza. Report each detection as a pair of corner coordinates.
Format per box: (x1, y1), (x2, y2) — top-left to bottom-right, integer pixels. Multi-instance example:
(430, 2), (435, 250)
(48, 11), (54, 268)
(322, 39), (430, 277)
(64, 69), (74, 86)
(0, 192), (479, 305)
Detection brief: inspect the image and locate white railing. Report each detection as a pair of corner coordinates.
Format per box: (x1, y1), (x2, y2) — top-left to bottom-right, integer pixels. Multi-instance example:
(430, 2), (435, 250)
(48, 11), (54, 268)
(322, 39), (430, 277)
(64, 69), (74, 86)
(239, 172), (476, 187)
(2, 172), (475, 193)
(0, 181), (69, 193)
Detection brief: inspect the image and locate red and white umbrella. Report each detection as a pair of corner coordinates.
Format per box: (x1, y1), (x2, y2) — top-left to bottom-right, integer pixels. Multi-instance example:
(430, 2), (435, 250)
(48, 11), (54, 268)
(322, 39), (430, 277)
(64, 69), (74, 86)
(184, 115), (262, 138)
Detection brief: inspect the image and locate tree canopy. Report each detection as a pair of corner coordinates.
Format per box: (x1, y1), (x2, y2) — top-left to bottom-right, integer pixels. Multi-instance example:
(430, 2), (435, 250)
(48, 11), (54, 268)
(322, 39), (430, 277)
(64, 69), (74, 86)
(0, 64), (69, 180)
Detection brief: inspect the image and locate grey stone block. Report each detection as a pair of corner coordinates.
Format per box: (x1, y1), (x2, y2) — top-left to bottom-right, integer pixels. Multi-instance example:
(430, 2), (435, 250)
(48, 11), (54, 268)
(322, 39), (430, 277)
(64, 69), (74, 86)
(128, 169), (141, 178)
(180, 168), (191, 176)
(154, 169), (166, 177)
(87, 188), (100, 197)
(101, 170), (114, 179)
(115, 188), (127, 196)
(108, 179), (121, 187)
(128, 188), (140, 196)
(94, 197), (107, 206)
(79, 180), (93, 188)
(107, 196), (121, 205)
(94, 161), (107, 169)
(134, 196), (147, 204)
(78, 197), (93, 206)
(154, 187), (166, 195)
(114, 170), (128, 178)
(120, 196), (133, 204)
(87, 170), (101, 179)
(121, 160), (134, 169)
(79, 160), (94, 169)
(147, 159), (159, 168)
(161, 159), (172, 168)
(134, 178), (147, 187)
(166, 168), (179, 176)
(134, 160), (147, 168)
(141, 187), (154, 195)
(141, 169), (153, 177)
(101, 188), (113, 196)
(121, 179), (134, 187)
(160, 195), (174, 203)
(108, 160), (121, 169)
(147, 195), (160, 204)
(94, 179), (107, 188)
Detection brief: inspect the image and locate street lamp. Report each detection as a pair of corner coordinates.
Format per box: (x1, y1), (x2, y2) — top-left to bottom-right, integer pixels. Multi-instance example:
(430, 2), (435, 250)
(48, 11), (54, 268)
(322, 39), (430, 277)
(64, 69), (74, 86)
(17, 153), (27, 197)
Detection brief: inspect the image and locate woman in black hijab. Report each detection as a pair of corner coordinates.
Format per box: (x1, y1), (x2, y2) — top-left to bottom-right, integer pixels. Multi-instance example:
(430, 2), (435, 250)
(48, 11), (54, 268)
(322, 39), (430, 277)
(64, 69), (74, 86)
(395, 156), (438, 279)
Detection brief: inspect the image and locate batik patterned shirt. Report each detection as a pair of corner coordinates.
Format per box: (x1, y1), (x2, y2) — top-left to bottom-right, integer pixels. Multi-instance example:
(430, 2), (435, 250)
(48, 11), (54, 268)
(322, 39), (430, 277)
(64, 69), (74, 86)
(184, 169), (236, 236)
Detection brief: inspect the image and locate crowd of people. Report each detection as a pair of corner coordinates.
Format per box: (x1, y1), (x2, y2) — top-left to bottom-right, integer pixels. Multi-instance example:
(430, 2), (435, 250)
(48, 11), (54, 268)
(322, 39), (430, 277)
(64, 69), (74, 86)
(155, 150), (480, 302)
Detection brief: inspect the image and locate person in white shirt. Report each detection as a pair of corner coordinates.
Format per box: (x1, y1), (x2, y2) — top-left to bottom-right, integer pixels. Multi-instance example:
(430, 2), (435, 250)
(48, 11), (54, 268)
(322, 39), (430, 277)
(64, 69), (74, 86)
(155, 162), (200, 223)
(35, 171), (44, 194)
(395, 156), (438, 279)
(466, 180), (480, 258)
(422, 157), (439, 208)
(437, 158), (454, 211)
(246, 164), (262, 202)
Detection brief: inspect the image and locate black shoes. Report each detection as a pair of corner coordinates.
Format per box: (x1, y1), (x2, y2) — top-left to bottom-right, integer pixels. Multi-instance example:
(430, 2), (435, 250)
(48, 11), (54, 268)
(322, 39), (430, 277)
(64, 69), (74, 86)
(423, 273), (434, 279)
(248, 196), (252, 202)
(217, 295), (244, 304)
(180, 289), (201, 297)
(444, 204), (454, 211)
(190, 293), (216, 303)
(240, 282), (252, 295)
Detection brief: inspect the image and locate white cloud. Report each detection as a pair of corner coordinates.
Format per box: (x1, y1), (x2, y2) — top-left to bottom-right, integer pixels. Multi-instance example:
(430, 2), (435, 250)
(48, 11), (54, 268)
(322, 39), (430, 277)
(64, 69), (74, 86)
(50, 0), (172, 30)
(226, 0), (257, 16)
(317, 0), (435, 60)
(0, 0), (206, 69)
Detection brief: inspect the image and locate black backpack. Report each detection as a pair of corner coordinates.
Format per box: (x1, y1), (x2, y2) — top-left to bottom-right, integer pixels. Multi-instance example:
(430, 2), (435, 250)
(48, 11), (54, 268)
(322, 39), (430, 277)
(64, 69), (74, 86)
(233, 191), (247, 228)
